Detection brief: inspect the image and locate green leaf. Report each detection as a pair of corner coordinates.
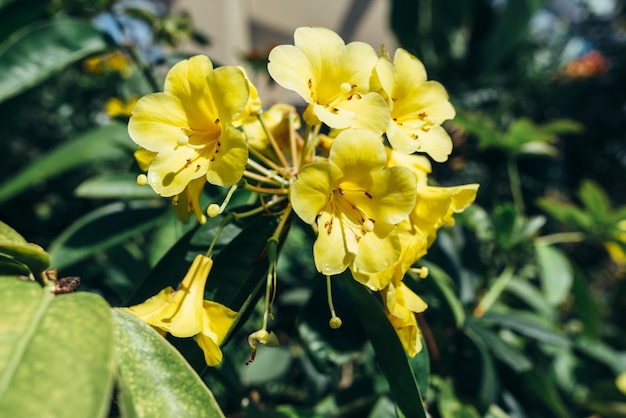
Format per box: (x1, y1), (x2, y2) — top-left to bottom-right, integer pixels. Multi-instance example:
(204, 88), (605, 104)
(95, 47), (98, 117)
(519, 368), (570, 418)
(112, 309), (225, 418)
(0, 220), (49, 276)
(340, 273), (427, 418)
(438, 378), (481, 418)
(0, 123), (133, 204)
(0, 253), (31, 276)
(535, 243), (573, 306)
(465, 319), (532, 372)
(422, 261), (465, 328)
(463, 324), (499, 406)
(536, 197), (592, 230)
(571, 267), (601, 338)
(578, 179), (612, 222)
(482, 311), (570, 347)
(75, 173), (159, 199)
(0, 18), (108, 103)
(48, 200), (165, 270)
(0, 277), (114, 418)
(452, 111), (503, 150)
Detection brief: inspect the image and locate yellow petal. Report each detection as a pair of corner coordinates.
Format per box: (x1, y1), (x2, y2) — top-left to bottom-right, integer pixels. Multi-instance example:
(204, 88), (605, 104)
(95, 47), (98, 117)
(128, 93), (188, 152)
(134, 148), (157, 172)
(208, 66), (251, 123)
(313, 211), (357, 275)
(153, 255), (213, 338)
(196, 333), (223, 367)
(329, 129), (386, 181)
(267, 44), (314, 102)
(124, 287), (175, 326)
(205, 124), (248, 186)
(290, 162), (342, 225)
(147, 145), (208, 197)
(358, 167), (416, 224)
(340, 92), (390, 135)
(387, 311), (422, 357)
(352, 223), (401, 276)
(201, 300), (237, 345)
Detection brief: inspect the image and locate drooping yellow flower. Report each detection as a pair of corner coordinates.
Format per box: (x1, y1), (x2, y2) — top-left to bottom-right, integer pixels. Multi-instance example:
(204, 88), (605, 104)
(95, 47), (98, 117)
(197, 300), (237, 366)
(373, 48), (455, 162)
(290, 129), (416, 278)
(128, 55), (250, 197)
(125, 254), (212, 338)
(382, 276), (428, 356)
(242, 103), (302, 162)
(268, 27), (389, 134)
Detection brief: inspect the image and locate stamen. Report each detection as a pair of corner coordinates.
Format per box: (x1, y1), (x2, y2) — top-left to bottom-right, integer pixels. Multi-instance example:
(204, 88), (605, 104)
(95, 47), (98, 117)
(326, 275), (342, 329)
(206, 183), (239, 217)
(136, 174), (148, 186)
(177, 134), (189, 146)
(363, 219), (375, 232)
(340, 82), (352, 94)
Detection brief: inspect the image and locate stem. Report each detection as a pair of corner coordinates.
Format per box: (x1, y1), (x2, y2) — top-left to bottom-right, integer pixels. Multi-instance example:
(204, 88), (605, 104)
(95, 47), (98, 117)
(289, 111), (299, 173)
(257, 113), (290, 169)
(507, 157), (525, 214)
(243, 184), (289, 195)
(246, 156), (289, 185)
(535, 232), (586, 245)
(473, 265), (515, 317)
(206, 213), (233, 256)
(230, 196), (287, 219)
(243, 170), (283, 186)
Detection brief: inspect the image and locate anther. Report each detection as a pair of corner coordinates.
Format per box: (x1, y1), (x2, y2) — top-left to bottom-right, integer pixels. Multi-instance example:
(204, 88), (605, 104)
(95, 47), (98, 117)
(136, 174), (148, 186)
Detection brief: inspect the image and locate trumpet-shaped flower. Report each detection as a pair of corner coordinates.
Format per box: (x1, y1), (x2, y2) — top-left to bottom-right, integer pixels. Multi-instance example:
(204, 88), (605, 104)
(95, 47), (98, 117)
(383, 276), (428, 356)
(125, 254), (213, 338)
(268, 27), (389, 134)
(290, 129), (416, 278)
(128, 55), (250, 196)
(374, 48), (455, 162)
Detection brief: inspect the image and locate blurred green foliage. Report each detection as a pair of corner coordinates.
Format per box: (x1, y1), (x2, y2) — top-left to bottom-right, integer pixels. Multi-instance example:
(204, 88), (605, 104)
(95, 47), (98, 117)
(1, 0), (625, 417)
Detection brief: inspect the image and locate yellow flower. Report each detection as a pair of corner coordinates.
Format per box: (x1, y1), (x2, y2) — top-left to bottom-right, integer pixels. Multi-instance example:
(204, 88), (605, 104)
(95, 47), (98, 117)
(290, 129), (416, 277)
(268, 27), (389, 134)
(373, 48), (455, 162)
(128, 55), (250, 197)
(242, 103), (302, 161)
(105, 97), (138, 117)
(383, 280), (427, 357)
(197, 300), (237, 366)
(125, 254), (212, 338)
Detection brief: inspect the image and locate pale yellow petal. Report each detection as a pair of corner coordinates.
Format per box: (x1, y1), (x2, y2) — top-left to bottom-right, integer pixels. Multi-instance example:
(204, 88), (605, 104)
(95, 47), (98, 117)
(134, 148), (157, 172)
(128, 93), (188, 152)
(290, 162), (342, 224)
(397, 282), (428, 313)
(124, 287), (174, 325)
(356, 166), (416, 224)
(329, 129), (386, 181)
(313, 211), (357, 275)
(352, 222), (401, 274)
(414, 124), (453, 163)
(208, 66), (251, 123)
(147, 145), (209, 196)
(205, 124), (248, 186)
(267, 44), (314, 102)
(394, 48), (427, 87)
(201, 300), (237, 345)
(312, 103), (356, 130)
(340, 92), (390, 135)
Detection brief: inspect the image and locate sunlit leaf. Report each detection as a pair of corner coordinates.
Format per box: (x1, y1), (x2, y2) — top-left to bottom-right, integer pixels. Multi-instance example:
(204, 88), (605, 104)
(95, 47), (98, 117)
(482, 311), (570, 347)
(0, 123), (133, 204)
(112, 309), (225, 418)
(578, 179), (612, 222)
(0, 18), (108, 103)
(0, 277), (114, 418)
(438, 378), (481, 418)
(0, 220), (49, 276)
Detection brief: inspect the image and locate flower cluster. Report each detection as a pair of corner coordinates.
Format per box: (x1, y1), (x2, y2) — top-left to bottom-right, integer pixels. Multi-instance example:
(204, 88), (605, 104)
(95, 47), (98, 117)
(125, 27), (478, 363)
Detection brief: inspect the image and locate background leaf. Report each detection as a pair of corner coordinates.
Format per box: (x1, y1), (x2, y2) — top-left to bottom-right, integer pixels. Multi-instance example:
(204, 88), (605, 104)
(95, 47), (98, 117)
(0, 18), (109, 103)
(0, 123), (133, 204)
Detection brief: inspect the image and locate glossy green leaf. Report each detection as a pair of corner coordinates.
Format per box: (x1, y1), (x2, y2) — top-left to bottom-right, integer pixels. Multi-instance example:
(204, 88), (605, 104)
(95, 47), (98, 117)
(422, 261), (465, 328)
(48, 200), (165, 270)
(535, 243), (573, 306)
(0, 18), (108, 103)
(0, 123), (133, 204)
(75, 173), (159, 199)
(571, 268), (601, 338)
(482, 311), (570, 347)
(0, 277), (114, 418)
(0, 253), (31, 276)
(536, 198), (592, 230)
(112, 309), (225, 418)
(466, 319), (532, 372)
(0, 220), (49, 276)
(340, 273), (427, 418)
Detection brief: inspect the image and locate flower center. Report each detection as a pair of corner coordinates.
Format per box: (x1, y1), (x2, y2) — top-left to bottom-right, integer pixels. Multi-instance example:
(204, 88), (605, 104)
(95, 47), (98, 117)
(325, 186), (376, 241)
